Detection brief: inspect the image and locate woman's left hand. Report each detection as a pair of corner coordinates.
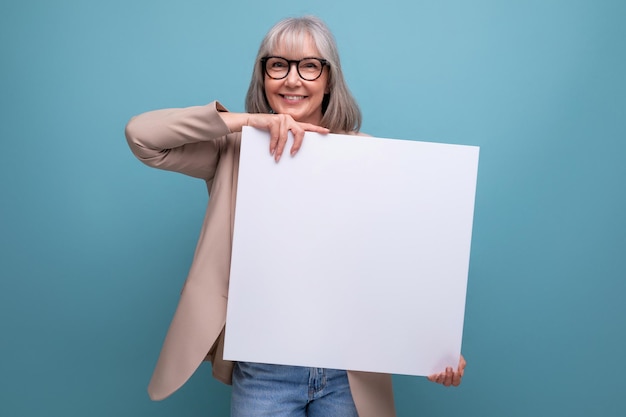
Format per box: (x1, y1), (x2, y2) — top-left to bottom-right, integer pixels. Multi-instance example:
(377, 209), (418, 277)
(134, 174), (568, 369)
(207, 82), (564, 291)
(427, 355), (466, 387)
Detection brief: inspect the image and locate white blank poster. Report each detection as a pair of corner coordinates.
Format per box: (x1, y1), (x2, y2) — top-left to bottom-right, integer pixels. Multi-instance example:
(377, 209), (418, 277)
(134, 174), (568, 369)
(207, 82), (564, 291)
(224, 126), (479, 376)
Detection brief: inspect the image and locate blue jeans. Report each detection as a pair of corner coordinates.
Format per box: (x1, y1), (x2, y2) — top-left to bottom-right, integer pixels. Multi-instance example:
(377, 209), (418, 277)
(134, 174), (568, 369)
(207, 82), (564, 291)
(231, 362), (358, 417)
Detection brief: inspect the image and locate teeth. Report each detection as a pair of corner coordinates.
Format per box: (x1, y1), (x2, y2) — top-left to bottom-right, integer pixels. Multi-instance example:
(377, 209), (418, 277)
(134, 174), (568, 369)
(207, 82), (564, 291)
(284, 95), (304, 100)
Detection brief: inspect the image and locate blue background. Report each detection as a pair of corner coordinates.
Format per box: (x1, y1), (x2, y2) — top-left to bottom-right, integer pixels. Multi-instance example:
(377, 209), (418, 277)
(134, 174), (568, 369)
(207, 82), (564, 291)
(1, 0), (624, 416)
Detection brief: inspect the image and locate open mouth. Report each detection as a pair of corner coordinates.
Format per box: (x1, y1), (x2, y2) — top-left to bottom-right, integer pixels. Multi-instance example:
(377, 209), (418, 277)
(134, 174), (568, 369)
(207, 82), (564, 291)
(281, 95), (307, 101)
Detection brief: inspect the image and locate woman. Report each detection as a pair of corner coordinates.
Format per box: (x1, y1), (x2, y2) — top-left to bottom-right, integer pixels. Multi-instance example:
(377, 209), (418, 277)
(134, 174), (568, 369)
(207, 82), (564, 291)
(126, 15), (465, 417)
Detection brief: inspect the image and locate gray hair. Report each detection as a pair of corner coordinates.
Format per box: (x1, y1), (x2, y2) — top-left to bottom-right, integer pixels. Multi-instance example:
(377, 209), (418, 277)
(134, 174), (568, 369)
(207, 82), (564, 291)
(245, 16), (362, 133)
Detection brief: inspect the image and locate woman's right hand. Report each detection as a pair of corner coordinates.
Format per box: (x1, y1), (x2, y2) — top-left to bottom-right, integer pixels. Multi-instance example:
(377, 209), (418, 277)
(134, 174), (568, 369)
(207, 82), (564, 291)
(220, 112), (329, 162)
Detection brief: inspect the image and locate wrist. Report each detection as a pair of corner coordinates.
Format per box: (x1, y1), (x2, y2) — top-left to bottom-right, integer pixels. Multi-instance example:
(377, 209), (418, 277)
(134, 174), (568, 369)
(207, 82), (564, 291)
(219, 112), (248, 133)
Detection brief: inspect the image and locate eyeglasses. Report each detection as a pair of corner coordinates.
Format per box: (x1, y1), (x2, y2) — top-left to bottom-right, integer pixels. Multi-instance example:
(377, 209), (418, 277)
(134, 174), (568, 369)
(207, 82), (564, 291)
(261, 56), (329, 81)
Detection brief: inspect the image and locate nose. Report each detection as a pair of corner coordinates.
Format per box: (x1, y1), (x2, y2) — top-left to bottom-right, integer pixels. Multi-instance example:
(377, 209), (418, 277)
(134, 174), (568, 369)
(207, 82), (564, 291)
(284, 62), (302, 86)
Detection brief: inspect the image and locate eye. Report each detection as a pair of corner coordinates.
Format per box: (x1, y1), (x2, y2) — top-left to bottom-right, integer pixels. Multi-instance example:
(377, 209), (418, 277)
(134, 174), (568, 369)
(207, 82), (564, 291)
(301, 60), (321, 70)
(266, 58), (288, 70)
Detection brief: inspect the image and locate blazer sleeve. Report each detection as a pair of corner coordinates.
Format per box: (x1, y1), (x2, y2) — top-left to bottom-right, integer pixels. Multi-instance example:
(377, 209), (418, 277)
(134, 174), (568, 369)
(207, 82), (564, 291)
(125, 101), (232, 180)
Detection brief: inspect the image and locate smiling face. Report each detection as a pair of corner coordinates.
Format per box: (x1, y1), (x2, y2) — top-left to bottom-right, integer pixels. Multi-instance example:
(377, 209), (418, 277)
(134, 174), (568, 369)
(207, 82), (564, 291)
(264, 35), (329, 126)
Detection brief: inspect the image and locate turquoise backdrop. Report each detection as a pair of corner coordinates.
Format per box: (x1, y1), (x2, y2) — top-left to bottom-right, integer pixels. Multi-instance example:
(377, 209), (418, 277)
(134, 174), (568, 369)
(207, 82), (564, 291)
(1, 1), (624, 416)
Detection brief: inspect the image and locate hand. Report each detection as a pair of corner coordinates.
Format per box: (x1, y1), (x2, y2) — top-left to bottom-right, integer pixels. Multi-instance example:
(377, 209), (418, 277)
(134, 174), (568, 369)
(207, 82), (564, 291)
(221, 112), (329, 162)
(427, 355), (466, 387)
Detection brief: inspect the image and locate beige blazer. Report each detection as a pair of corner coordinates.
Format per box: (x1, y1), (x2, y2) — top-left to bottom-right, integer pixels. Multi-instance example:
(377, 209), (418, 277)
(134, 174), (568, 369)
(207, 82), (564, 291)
(125, 101), (396, 417)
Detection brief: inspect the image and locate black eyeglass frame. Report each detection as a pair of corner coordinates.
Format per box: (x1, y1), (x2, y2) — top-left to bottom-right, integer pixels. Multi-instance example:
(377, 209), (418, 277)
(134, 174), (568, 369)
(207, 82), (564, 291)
(261, 56), (329, 81)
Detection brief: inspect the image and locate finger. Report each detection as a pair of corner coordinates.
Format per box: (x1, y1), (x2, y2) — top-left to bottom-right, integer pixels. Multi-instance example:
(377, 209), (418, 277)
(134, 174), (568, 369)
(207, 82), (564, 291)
(437, 372), (446, 385)
(298, 122), (330, 134)
(453, 358), (465, 387)
(268, 115), (286, 160)
(428, 371), (446, 384)
(269, 134), (278, 156)
(452, 371), (462, 387)
(290, 126), (306, 156)
(428, 372), (443, 383)
(268, 121), (280, 156)
(443, 367), (453, 387)
(274, 116), (290, 162)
